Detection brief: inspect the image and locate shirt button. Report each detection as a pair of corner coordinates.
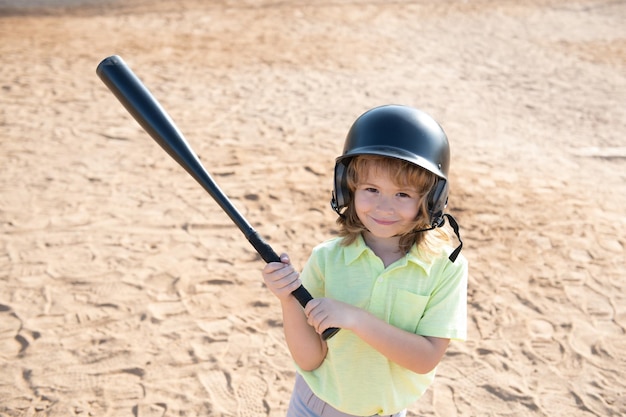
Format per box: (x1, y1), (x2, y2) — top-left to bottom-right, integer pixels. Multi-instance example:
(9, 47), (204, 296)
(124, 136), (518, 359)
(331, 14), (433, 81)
(377, 277), (383, 283)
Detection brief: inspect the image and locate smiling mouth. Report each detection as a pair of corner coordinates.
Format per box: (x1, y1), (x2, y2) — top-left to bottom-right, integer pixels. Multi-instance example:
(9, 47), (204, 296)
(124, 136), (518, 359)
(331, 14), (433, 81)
(373, 218), (397, 226)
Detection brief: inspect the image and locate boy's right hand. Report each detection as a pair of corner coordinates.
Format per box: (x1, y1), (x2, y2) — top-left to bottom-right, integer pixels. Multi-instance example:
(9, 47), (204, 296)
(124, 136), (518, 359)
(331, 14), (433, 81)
(262, 253), (302, 303)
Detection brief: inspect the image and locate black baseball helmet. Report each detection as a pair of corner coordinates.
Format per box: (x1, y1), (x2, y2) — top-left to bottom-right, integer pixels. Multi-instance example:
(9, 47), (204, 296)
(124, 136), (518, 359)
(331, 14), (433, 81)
(331, 105), (451, 229)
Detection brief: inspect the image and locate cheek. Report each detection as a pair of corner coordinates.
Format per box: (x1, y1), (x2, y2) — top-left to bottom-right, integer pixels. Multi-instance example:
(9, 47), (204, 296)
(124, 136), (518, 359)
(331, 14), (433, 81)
(353, 191), (372, 212)
(353, 196), (372, 224)
(402, 202), (421, 220)
(393, 198), (419, 216)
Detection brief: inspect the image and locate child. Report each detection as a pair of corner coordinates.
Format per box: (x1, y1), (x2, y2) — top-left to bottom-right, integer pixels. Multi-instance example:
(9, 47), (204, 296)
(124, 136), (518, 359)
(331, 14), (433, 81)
(262, 105), (467, 417)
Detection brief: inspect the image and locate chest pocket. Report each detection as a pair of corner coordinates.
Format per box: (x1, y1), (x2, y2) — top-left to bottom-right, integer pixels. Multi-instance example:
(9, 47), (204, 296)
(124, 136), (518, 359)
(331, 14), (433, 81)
(390, 290), (430, 333)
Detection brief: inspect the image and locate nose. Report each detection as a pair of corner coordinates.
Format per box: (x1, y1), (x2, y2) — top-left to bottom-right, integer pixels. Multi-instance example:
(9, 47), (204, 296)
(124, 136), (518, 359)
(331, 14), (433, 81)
(376, 195), (395, 213)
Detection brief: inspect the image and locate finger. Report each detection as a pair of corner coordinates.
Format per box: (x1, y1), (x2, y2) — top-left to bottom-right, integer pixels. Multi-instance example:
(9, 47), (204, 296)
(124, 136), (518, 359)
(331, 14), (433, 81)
(269, 267), (299, 287)
(305, 302), (324, 328)
(262, 264), (279, 275)
(303, 298), (321, 316)
(276, 276), (299, 291)
(279, 253), (291, 264)
(262, 267), (292, 291)
(309, 315), (329, 335)
(263, 260), (290, 275)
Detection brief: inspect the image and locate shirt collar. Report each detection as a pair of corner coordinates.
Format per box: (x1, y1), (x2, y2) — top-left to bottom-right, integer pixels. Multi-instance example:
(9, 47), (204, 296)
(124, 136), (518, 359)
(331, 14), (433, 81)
(343, 234), (370, 265)
(343, 234), (434, 274)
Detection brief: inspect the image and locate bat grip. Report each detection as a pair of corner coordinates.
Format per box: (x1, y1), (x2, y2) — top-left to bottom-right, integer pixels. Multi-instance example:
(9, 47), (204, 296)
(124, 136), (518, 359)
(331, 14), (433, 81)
(247, 231), (339, 340)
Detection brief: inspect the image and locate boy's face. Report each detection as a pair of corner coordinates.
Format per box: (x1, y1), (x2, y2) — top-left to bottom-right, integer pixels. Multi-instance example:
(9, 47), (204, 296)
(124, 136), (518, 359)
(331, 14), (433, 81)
(354, 164), (421, 240)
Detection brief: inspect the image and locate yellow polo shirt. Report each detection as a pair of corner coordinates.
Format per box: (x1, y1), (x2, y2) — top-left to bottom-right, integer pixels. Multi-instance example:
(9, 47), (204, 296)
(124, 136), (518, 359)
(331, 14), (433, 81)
(298, 235), (468, 416)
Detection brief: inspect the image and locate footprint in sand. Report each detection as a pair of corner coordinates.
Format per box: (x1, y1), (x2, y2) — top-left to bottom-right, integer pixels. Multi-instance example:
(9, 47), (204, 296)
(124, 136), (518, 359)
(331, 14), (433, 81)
(132, 403), (167, 417)
(198, 370), (269, 417)
(198, 370), (238, 414)
(524, 318), (564, 365)
(236, 374), (269, 417)
(454, 361), (537, 415)
(0, 304), (41, 358)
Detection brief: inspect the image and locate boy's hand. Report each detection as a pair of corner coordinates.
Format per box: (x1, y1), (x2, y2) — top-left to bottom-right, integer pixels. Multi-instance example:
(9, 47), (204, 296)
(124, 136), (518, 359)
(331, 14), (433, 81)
(262, 253), (302, 303)
(304, 297), (362, 335)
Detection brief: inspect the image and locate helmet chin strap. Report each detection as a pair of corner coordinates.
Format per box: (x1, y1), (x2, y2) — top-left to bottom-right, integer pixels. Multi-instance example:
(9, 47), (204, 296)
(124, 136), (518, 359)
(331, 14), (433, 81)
(413, 213), (463, 262)
(443, 214), (463, 262)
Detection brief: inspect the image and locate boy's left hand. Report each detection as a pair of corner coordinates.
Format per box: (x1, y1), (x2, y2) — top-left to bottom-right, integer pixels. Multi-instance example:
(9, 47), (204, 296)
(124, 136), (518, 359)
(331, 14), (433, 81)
(304, 297), (362, 335)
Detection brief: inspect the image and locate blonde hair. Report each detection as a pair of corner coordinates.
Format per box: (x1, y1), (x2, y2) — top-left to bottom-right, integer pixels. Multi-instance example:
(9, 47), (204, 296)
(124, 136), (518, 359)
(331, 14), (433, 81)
(336, 155), (450, 255)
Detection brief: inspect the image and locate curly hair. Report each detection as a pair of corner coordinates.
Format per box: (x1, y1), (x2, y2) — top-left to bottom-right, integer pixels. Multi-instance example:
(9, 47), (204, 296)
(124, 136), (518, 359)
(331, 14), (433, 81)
(336, 155), (450, 255)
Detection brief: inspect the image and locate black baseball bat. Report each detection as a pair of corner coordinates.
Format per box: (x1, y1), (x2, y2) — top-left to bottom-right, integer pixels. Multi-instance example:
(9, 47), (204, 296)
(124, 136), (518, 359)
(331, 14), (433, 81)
(96, 55), (339, 340)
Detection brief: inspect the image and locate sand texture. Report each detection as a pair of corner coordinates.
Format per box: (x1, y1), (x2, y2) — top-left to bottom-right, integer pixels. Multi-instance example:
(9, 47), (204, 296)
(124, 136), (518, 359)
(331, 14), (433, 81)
(1, 0), (625, 416)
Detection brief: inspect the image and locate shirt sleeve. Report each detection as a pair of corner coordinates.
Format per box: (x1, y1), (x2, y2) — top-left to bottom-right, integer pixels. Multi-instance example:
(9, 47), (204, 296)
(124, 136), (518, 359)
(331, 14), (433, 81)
(299, 246), (326, 299)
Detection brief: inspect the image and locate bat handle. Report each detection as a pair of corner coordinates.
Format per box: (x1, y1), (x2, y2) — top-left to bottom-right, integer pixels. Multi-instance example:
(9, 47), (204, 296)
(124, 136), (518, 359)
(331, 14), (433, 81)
(247, 231), (340, 340)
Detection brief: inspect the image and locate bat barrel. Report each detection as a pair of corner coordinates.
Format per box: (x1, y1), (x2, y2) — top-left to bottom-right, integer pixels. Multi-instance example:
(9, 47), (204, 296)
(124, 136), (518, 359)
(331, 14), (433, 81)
(97, 56), (256, 240)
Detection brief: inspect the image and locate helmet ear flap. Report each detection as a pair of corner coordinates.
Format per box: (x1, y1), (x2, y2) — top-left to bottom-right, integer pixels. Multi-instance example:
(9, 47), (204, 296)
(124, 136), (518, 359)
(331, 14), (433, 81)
(331, 160), (350, 214)
(427, 179), (449, 228)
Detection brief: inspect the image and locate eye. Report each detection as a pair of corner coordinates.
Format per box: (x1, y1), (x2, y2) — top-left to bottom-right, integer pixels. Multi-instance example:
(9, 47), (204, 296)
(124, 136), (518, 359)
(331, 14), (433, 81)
(365, 187), (379, 193)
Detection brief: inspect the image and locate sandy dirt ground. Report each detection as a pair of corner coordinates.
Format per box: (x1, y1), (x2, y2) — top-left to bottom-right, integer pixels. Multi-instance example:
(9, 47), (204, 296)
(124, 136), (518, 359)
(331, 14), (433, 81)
(1, 0), (625, 416)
